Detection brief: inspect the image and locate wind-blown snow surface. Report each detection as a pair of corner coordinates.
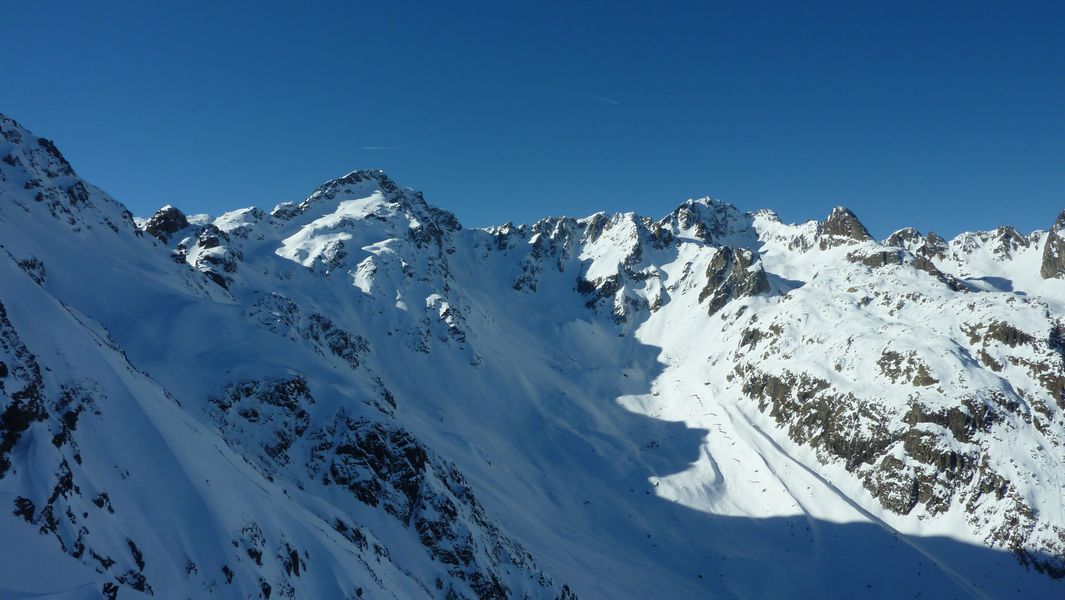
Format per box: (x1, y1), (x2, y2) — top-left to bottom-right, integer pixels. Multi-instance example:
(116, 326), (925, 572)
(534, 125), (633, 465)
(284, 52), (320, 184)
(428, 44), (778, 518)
(1, 113), (1064, 599)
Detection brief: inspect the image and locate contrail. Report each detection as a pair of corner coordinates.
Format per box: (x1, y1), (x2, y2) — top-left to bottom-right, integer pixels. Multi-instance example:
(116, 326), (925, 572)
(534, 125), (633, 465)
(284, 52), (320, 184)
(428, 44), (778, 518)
(589, 95), (621, 105)
(360, 146), (402, 150)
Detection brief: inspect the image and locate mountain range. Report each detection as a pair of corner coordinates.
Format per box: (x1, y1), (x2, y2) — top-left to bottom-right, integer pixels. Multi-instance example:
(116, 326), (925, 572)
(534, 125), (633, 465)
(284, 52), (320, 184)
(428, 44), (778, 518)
(1, 113), (1063, 599)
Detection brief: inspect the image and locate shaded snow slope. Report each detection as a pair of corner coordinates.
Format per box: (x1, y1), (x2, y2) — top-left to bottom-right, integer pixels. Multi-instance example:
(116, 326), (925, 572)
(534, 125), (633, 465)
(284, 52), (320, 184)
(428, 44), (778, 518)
(1, 112), (1063, 598)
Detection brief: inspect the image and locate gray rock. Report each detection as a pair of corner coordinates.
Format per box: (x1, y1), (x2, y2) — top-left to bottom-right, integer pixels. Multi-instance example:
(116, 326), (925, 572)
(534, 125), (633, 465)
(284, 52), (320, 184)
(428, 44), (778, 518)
(818, 207), (872, 249)
(698, 247), (770, 316)
(884, 227), (922, 248)
(141, 206), (189, 244)
(848, 249), (905, 268)
(142, 206), (189, 243)
(918, 232), (949, 260)
(1041, 211), (1065, 279)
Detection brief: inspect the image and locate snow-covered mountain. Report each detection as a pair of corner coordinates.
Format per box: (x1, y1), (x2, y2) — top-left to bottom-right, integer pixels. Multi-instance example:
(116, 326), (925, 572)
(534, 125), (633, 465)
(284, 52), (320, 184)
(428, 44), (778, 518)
(1, 113), (1063, 599)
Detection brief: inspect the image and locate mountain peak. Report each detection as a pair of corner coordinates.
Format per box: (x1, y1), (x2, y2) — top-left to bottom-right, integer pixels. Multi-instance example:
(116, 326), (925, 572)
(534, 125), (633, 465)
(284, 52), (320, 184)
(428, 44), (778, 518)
(683, 195), (732, 209)
(1, 113), (135, 235)
(317, 168), (399, 194)
(295, 169), (403, 213)
(143, 205), (190, 243)
(1, 114), (76, 182)
(885, 227), (922, 248)
(660, 196), (758, 247)
(819, 206), (873, 248)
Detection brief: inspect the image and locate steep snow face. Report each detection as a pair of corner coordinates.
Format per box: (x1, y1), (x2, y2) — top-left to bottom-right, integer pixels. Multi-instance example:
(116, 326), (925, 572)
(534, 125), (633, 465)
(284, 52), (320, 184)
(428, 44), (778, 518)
(1, 112), (1064, 599)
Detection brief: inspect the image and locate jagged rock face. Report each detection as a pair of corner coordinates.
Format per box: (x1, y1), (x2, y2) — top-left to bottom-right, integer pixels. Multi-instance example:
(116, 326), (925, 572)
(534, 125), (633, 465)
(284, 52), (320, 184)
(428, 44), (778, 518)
(844, 245), (968, 291)
(885, 229), (951, 263)
(295, 169), (461, 245)
(818, 206), (873, 249)
(698, 247), (769, 316)
(920, 232), (949, 260)
(3, 112), (1065, 598)
(209, 376), (565, 600)
(847, 248), (905, 268)
(0, 115), (137, 236)
(0, 301), (46, 478)
(952, 226), (1033, 263)
(210, 377), (314, 470)
(885, 227), (922, 248)
(727, 269), (1065, 577)
(1042, 211), (1065, 279)
(142, 205), (190, 243)
(989, 227), (1030, 258)
(657, 198), (758, 247)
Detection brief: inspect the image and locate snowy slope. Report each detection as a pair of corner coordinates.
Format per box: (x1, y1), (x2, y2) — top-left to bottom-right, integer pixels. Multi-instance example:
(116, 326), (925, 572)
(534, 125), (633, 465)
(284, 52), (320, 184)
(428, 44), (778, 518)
(1, 112), (1064, 599)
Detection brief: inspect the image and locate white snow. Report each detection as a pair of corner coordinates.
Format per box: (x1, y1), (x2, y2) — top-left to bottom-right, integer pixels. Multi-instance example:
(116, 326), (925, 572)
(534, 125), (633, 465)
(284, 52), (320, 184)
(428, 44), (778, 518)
(1, 113), (1063, 598)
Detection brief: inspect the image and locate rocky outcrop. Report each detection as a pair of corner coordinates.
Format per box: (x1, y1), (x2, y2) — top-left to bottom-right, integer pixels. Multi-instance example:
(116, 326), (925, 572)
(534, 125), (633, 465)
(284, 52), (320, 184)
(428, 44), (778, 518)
(953, 226), (1032, 261)
(698, 247), (769, 316)
(0, 301), (46, 477)
(304, 409), (572, 599)
(299, 170), (461, 242)
(885, 227), (922, 248)
(734, 357), (1063, 574)
(877, 350), (938, 386)
(142, 205), (189, 243)
(818, 207), (873, 249)
(187, 224), (240, 288)
(657, 198), (758, 247)
(0, 309), (161, 596)
(910, 255), (968, 291)
(507, 213), (669, 323)
(731, 299), (1065, 577)
(144, 213), (242, 289)
(0, 115), (137, 236)
(919, 232), (949, 260)
(989, 226), (1030, 259)
(206, 373), (574, 599)
(846, 247), (967, 291)
(210, 377), (314, 471)
(1041, 211), (1065, 279)
(847, 249), (905, 268)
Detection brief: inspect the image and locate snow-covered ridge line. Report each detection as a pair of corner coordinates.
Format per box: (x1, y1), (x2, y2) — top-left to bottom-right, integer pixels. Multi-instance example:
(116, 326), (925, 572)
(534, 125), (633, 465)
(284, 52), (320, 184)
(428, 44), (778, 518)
(2, 111), (1064, 598)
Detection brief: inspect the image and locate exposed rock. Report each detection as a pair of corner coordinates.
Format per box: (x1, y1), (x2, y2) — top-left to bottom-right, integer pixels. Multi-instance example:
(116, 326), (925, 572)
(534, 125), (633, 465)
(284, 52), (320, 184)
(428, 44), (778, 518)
(698, 247), (770, 316)
(847, 249), (904, 269)
(885, 227), (922, 248)
(964, 320), (1035, 348)
(0, 301), (46, 477)
(16, 257), (46, 285)
(658, 198), (757, 246)
(174, 223), (239, 289)
(818, 207), (873, 249)
(307, 410), (561, 598)
(877, 350), (939, 387)
(210, 377), (313, 470)
(919, 232), (949, 260)
(989, 226), (1030, 259)
(1041, 211), (1065, 279)
(911, 255), (967, 291)
(270, 202), (300, 220)
(142, 205), (190, 243)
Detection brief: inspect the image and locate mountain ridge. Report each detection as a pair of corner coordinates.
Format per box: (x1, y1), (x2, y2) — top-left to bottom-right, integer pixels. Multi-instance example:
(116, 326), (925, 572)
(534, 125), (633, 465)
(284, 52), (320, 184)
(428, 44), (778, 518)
(2, 112), (1064, 598)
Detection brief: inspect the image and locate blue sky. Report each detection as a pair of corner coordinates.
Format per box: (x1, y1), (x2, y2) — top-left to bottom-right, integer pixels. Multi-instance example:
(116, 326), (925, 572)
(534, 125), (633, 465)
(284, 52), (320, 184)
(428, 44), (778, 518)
(2, 1), (1062, 237)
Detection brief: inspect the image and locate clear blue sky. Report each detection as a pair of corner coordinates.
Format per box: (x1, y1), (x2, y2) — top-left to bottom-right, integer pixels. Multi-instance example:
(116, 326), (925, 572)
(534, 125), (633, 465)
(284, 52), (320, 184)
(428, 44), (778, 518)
(2, 1), (1062, 237)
